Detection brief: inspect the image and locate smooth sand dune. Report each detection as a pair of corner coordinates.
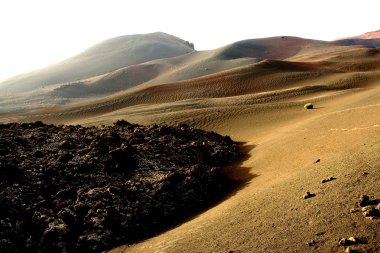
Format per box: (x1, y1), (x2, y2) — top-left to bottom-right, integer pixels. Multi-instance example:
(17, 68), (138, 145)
(1, 40), (380, 252)
(110, 88), (380, 253)
(50, 50), (260, 98)
(0, 35), (353, 113)
(105, 48), (380, 253)
(48, 36), (346, 99)
(5, 46), (380, 125)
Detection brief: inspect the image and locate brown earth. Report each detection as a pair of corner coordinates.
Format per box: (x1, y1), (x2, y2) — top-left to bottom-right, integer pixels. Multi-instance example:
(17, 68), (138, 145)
(1, 35), (380, 252)
(336, 30), (380, 48)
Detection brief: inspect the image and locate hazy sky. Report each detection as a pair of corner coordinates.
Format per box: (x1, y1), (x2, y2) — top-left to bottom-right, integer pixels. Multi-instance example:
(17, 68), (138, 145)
(1, 0), (380, 82)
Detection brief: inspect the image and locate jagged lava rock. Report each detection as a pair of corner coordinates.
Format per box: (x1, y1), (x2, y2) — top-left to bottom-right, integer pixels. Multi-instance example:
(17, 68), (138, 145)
(0, 121), (239, 252)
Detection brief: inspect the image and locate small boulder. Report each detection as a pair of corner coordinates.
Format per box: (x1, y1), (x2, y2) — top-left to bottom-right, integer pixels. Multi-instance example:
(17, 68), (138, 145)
(344, 247), (352, 253)
(58, 140), (75, 150)
(303, 192), (316, 199)
(359, 195), (370, 207)
(338, 237), (357, 246)
(350, 208), (359, 213)
(304, 103), (314, 109)
(362, 206), (376, 217)
(178, 123), (189, 130)
(321, 176), (336, 183)
(114, 120), (131, 127)
(362, 205), (379, 218)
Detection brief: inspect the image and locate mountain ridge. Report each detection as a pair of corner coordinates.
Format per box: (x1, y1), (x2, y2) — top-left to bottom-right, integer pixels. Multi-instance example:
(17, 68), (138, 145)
(335, 29), (380, 48)
(1, 30), (379, 112)
(0, 32), (194, 94)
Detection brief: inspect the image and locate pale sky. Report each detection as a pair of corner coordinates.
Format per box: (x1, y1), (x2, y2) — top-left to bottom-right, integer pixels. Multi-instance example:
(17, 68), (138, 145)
(1, 0), (380, 82)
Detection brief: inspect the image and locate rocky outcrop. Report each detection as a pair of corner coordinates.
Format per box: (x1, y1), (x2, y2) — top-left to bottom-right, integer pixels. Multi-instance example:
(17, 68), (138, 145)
(0, 121), (239, 252)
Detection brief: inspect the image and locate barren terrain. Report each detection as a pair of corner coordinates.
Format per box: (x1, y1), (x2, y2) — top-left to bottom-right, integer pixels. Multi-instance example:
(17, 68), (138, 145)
(1, 31), (380, 252)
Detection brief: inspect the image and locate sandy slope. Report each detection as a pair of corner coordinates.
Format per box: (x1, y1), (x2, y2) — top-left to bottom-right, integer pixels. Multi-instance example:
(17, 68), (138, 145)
(49, 37), (345, 99)
(0, 32), (194, 94)
(1, 43), (380, 252)
(107, 87), (380, 253)
(1, 36), (342, 112)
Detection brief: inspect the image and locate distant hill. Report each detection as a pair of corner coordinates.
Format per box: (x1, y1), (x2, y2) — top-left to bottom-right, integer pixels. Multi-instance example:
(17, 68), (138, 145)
(51, 37), (341, 98)
(335, 30), (380, 48)
(0, 32), (194, 94)
(0, 32), (373, 112)
(214, 36), (332, 60)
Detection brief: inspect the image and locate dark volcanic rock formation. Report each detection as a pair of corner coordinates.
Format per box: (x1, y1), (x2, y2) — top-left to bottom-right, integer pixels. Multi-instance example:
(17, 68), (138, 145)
(0, 121), (239, 252)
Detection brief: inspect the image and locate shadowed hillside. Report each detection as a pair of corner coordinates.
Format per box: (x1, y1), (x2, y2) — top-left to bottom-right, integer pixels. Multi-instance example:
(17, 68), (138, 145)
(6, 45), (380, 125)
(0, 33), (378, 114)
(214, 36), (335, 60)
(49, 37), (345, 99)
(336, 30), (380, 48)
(0, 32), (194, 94)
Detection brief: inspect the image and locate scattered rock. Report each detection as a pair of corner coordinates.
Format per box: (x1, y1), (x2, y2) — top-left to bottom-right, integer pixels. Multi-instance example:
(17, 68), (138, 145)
(338, 237), (358, 246)
(362, 205), (380, 219)
(362, 205), (375, 214)
(352, 195), (380, 219)
(308, 239), (317, 246)
(359, 195), (370, 207)
(314, 159), (321, 164)
(177, 123), (189, 130)
(350, 208), (359, 213)
(304, 103), (314, 109)
(344, 247), (362, 253)
(58, 140), (75, 149)
(321, 176), (336, 183)
(344, 247), (353, 253)
(113, 120), (131, 128)
(303, 192), (316, 199)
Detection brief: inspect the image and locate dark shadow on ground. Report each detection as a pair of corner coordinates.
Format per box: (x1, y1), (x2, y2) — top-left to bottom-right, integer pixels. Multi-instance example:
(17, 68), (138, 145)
(368, 198), (380, 205)
(120, 141), (257, 247)
(222, 141), (257, 186)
